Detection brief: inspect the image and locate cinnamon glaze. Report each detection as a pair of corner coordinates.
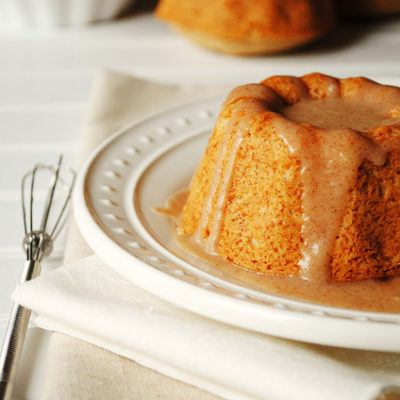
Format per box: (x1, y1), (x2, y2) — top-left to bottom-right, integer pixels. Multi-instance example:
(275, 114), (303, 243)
(281, 98), (396, 132)
(158, 190), (400, 313)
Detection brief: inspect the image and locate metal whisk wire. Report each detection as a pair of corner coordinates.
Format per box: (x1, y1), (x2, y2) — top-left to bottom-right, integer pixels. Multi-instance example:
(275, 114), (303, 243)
(21, 156), (75, 260)
(0, 155), (75, 400)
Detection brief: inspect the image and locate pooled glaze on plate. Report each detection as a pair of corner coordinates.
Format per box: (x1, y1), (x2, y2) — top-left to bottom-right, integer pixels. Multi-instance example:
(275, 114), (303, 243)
(157, 190), (400, 313)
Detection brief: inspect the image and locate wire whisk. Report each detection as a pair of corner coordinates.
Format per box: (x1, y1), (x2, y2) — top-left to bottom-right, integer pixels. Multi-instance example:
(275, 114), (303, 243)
(0, 155), (75, 400)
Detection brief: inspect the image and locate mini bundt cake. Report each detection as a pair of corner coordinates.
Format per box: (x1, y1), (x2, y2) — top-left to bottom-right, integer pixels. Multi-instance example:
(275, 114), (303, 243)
(155, 0), (335, 55)
(179, 73), (400, 282)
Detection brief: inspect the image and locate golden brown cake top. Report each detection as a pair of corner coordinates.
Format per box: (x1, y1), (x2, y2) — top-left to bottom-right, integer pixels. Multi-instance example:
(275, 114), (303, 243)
(226, 73), (400, 137)
(155, 0), (335, 40)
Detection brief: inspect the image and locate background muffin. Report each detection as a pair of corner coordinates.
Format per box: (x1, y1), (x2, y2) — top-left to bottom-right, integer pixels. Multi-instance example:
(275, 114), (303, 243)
(155, 0), (336, 55)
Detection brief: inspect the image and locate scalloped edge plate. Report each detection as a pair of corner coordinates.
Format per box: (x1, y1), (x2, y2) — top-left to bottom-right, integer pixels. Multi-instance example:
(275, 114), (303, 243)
(74, 94), (400, 352)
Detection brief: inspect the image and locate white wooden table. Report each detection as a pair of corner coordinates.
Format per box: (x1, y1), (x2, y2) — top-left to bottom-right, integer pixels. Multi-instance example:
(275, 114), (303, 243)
(0, 9), (399, 399)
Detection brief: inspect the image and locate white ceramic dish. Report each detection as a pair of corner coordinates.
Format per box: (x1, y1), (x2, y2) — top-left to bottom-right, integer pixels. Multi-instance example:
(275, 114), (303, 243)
(74, 94), (400, 352)
(0, 0), (132, 28)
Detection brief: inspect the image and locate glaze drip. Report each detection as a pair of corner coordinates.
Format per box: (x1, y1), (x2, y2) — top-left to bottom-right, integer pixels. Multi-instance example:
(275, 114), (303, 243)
(274, 117), (387, 281)
(195, 85), (281, 253)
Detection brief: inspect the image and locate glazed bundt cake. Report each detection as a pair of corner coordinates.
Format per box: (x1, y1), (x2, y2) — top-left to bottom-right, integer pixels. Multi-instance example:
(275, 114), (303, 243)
(179, 73), (400, 282)
(155, 0), (335, 55)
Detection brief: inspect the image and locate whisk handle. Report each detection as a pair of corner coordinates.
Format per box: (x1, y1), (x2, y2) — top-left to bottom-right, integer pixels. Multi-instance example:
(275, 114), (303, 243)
(0, 260), (41, 400)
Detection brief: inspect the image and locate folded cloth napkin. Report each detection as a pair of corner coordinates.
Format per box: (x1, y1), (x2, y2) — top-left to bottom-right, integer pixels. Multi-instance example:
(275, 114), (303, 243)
(12, 70), (400, 400)
(13, 255), (400, 400)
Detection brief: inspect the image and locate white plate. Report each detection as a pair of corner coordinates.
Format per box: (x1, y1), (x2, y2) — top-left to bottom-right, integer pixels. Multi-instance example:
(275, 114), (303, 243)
(74, 94), (400, 352)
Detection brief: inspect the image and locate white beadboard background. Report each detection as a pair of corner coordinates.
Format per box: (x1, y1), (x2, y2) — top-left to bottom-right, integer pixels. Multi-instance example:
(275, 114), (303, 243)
(0, 10), (399, 399)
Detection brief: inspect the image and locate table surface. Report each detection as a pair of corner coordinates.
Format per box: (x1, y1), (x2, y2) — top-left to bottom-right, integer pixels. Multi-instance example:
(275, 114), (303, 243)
(0, 6), (399, 399)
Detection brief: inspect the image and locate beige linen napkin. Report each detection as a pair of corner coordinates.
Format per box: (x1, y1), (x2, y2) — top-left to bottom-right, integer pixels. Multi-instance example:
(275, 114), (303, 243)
(25, 70), (400, 400)
(43, 70), (223, 400)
